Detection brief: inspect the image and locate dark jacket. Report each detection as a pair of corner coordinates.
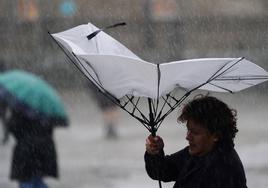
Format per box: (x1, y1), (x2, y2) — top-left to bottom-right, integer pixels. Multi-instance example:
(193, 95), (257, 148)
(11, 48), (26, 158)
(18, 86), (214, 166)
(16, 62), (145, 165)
(145, 146), (247, 188)
(7, 112), (58, 181)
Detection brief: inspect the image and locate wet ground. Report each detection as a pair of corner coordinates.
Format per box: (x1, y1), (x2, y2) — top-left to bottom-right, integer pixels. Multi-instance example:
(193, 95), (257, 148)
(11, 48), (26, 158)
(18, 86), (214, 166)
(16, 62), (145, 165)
(1, 89), (268, 188)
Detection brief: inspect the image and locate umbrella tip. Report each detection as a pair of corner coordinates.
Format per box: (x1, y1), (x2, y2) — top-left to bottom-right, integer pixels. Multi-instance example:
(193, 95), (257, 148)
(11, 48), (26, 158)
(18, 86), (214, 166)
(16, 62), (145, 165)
(87, 22), (127, 40)
(107, 22), (127, 28)
(116, 22), (126, 26)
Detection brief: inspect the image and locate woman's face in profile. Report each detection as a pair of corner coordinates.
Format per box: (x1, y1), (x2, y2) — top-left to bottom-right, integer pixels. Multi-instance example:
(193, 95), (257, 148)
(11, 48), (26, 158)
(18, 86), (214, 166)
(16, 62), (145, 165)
(185, 119), (218, 156)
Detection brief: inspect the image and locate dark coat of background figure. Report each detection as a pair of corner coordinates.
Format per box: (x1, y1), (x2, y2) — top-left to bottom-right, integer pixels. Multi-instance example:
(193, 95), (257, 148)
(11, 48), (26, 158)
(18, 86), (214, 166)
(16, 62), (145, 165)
(6, 111), (58, 181)
(145, 146), (247, 188)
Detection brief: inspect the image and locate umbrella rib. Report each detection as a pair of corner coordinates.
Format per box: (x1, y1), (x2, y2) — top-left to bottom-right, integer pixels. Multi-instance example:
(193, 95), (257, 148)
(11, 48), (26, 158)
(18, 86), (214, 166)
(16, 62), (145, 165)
(156, 91), (192, 125)
(121, 107), (151, 130)
(162, 96), (174, 109)
(209, 57), (245, 82)
(213, 80), (261, 87)
(122, 95), (135, 108)
(73, 53), (103, 88)
(168, 94), (179, 103)
(154, 95), (170, 122)
(156, 95), (187, 125)
(156, 116), (166, 130)
(155, 90), (178, 122)
(206, 59), (237, 82)
(119, 96), (150, 128)
(155, 95), (173, 130)
(48, 31), (81, 69)
(126, 95), (150, 124)
(154, 91), (178, 124)
(201, 57), (246, 93)
(76, 56), (103, 86)
(207, 83), (233, 93)
(132, 97), (141, 114)
(84, 61), (102, 85)
(215, 75), (268, 81)
(123, 95), (139, 113)
(208, 75), (268, 92)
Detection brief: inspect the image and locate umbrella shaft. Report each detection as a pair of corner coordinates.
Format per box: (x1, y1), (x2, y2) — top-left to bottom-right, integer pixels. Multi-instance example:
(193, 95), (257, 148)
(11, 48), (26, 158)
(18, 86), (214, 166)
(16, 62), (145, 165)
(148, 98), (157, 136)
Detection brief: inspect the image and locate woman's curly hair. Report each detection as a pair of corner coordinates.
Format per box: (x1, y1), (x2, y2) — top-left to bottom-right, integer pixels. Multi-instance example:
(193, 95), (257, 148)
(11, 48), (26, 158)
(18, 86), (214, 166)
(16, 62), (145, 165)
(178, 95), (238, 150)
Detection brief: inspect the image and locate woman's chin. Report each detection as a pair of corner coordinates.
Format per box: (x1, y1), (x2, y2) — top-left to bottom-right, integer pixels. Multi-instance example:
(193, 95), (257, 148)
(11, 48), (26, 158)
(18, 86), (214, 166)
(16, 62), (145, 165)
(188, 146), (199, 156)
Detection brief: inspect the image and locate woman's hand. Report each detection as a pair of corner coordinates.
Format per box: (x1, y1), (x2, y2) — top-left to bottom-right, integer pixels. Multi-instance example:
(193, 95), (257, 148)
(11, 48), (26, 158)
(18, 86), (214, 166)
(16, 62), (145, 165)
(145, 134), (164, 155)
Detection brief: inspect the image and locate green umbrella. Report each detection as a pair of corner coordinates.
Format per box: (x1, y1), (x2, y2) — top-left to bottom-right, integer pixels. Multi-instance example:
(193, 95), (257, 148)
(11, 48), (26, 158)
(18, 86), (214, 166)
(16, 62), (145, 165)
(0, 70), (68, 126)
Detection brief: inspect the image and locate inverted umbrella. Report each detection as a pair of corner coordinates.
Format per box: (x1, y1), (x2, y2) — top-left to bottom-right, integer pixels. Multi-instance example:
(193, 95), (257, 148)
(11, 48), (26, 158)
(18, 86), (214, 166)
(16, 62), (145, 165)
(49, 22), (268, 136)
(0, 70), (69, 126)
(49, 22), (268, 188)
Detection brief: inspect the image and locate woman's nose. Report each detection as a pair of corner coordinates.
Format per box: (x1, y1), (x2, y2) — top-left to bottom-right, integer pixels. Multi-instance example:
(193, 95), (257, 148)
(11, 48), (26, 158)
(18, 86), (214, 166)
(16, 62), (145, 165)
(186, 130), (191, 141)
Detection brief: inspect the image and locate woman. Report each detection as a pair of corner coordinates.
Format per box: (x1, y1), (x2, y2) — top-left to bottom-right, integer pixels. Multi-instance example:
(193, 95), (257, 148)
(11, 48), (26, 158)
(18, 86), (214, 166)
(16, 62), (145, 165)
(144, 95), (247, 188)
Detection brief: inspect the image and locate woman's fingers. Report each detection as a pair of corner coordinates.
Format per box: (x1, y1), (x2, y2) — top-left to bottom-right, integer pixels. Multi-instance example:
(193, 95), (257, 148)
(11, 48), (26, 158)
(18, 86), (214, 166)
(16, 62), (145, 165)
(146, 135), (164, 154)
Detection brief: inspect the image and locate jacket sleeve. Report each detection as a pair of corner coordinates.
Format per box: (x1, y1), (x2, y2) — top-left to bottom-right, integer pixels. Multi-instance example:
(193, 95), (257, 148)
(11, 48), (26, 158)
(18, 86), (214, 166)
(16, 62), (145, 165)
(144, 148), (188, 182)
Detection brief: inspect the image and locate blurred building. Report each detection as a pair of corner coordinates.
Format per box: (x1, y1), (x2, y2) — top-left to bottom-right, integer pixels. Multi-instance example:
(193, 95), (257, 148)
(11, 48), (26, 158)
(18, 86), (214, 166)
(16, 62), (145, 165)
(0, 0), (268, 89)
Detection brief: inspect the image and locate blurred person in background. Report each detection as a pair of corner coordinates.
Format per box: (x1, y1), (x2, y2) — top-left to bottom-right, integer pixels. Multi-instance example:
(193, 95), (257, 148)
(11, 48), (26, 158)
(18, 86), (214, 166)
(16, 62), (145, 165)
(0, 69), (69, 188)
(144, 95), (247, 188)
(87, 82), (120, 139)
(0, 106), (59, 188)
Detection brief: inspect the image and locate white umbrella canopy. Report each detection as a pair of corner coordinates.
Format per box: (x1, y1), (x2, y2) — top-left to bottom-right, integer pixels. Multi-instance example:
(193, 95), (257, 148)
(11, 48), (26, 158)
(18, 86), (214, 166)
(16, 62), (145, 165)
(51, 23), (268, 99)
(49, 22), (268, 132)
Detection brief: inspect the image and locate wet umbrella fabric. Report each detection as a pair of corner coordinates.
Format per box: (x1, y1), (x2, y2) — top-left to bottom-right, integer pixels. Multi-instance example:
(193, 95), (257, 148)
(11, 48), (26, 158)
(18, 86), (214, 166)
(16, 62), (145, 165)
(51, 23), (268, 99)
(0, 70), (68, 126)
(49, 22), (268, 134)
